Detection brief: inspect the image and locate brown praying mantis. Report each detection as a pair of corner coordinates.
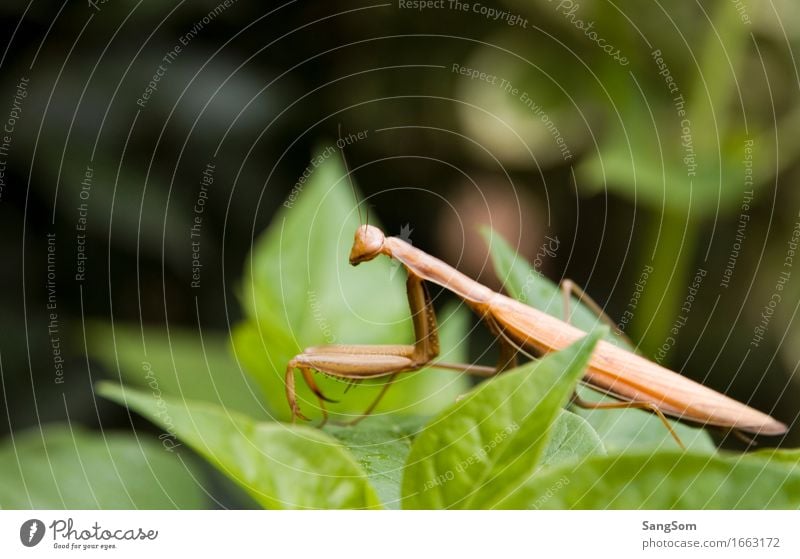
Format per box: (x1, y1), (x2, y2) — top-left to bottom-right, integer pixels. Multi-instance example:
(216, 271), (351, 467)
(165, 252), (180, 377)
(284, 223), (787, 446)
(284, 133), (786, 445)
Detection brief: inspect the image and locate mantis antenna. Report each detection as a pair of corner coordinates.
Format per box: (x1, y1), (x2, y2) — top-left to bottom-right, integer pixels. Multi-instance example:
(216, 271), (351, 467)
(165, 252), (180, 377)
(337, 123), (362, 226)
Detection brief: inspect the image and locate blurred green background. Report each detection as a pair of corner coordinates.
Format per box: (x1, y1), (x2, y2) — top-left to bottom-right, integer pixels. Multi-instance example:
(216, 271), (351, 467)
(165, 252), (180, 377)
(1, 0), (799, 507)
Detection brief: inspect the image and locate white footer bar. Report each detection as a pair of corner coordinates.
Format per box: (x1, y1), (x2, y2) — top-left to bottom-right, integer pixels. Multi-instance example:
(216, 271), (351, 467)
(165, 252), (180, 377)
(1, 510), (797, 558)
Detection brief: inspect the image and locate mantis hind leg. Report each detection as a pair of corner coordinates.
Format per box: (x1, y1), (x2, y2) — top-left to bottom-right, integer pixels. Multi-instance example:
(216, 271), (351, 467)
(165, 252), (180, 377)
(560, 279), (636, 349)
(571, 392), (686, 450)
(338, 373), (400, 426)
(729, 428), (757, 447)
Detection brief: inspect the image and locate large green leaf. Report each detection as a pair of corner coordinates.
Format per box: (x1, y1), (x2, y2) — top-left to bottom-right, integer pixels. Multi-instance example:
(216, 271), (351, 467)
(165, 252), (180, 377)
(88, 323), (268, 419)
(324, 415), (428, 510)
(241, 144), (409, 341)
(539, 410), (605, 469)
(402, 331), (603, 509)
(98, 383), (381, 509)
(520, 451), (800, 509)
(234, 152), (470, 420)
(482, 227), (715, 452)
(0, 425), (206, 509)
(575, 3), (759, 215)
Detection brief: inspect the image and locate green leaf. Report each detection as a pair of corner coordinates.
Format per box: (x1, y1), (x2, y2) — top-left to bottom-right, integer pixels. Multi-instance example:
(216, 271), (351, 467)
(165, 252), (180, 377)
(88, 323), (268, 420)
(241, 144), (409, 340)
(539, 410), (605, 469)
(98, 382), (381, 509)
(575, 4), (755, 215)
(0, 425), (206, 509)
(234, 158), (472, 420)
(482, 227), (715, 452)
(744, 448), (800, 466)
(324, 415), (428, 509)
(521, 451), (800, 509)
(402, 331), (604, 509)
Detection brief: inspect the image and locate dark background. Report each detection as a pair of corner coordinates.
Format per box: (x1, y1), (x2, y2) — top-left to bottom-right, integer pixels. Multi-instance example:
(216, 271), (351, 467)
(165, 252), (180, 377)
(1, 0), (798, 448)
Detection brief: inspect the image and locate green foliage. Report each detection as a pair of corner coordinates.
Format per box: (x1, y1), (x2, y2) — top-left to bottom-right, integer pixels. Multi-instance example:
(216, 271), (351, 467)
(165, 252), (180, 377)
(87, 323), (268, 420)
(324, 416), (428, 510)
(539, 410), (605, 469)
(402, 331), (604, 509)
(98, 383), (381, 509)
(0, 426), (206, 509)
(231, 146), (469, 420)
(520, 451), (800, 509)
(90, 167), (791, 511)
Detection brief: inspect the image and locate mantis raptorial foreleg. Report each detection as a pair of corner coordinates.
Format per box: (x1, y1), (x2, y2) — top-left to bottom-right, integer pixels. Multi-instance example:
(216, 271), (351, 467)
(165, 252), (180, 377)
(287, 268), (512, 424)
(285, 274), (435, 424)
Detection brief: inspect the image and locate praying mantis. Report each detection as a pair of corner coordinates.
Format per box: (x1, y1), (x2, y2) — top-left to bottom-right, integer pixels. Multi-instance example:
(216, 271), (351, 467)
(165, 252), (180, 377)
(284, 223), (787, 446)
(283, 134), (786, 445)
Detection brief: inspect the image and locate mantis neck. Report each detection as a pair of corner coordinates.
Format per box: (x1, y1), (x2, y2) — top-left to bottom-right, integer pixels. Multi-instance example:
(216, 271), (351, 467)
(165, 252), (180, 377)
(383, 236), (495, 306)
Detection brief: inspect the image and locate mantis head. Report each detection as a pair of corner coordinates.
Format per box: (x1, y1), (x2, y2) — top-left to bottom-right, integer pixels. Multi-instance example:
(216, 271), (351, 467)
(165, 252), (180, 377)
(349, 224), (385, 265)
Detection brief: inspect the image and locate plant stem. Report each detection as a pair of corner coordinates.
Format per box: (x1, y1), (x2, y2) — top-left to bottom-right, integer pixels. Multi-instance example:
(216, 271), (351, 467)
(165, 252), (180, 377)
(632, 208), (698, 358)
